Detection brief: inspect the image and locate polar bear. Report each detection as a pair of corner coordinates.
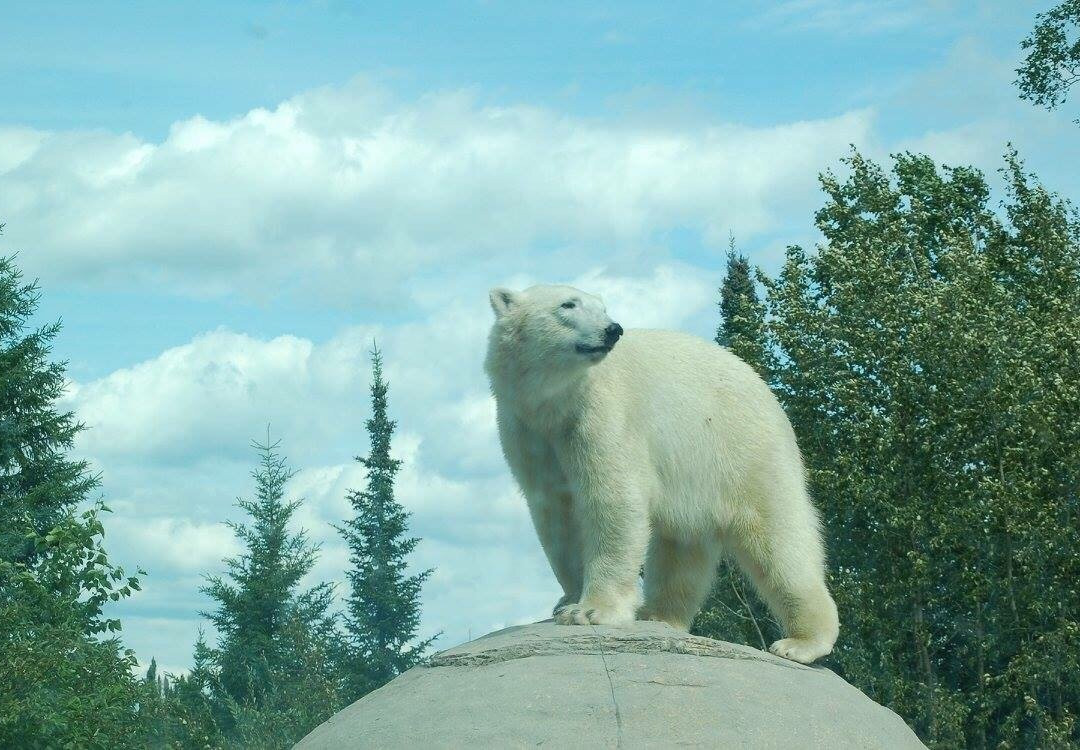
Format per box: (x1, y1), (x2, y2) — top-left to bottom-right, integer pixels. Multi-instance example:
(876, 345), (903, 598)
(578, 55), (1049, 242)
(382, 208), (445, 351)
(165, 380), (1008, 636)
(483, 283), (839, 664)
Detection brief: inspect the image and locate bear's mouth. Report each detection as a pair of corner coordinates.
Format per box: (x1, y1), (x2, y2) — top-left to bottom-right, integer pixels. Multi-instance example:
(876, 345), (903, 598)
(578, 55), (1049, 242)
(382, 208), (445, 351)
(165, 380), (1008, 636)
(575, 343), (613, 355)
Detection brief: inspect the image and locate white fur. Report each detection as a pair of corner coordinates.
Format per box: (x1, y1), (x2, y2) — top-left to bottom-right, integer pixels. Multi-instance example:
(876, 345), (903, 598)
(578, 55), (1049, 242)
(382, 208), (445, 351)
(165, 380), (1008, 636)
(484, 284), (839, 664)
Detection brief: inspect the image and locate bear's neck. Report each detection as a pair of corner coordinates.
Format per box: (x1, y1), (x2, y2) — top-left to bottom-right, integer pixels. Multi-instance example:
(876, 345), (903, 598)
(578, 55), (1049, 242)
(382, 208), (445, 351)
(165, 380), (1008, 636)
(488, 360), (590, 434)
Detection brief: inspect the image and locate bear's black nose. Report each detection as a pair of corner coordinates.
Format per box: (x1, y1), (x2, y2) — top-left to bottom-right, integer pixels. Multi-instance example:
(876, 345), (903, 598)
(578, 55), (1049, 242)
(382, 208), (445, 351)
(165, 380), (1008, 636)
(604, 322), (624, 347)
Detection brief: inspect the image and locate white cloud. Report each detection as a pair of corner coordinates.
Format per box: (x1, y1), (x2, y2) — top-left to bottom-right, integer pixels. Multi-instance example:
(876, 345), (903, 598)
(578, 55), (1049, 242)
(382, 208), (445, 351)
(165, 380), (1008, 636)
(110, 517), (240, 574)
(121, 615), (205, 679)
(1, 80), (873, 303)
(63, 326), (380, 465)
(893, 120), (1012, 171)
(571, 264), (715, 330)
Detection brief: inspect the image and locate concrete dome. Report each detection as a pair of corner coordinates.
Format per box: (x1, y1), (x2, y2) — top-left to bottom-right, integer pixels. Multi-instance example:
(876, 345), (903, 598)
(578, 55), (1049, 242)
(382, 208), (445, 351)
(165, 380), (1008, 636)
(295, 620), (925, 749)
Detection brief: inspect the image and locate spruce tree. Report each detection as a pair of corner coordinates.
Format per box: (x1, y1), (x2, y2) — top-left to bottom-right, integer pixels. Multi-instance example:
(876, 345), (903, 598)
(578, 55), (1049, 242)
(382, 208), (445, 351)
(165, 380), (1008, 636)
(0, 242), (145, 748)
(199, 435), (340, 748)
(337, 345), (437, 702)
(0, 244), (98, 567)
(714, 233), (773, 379)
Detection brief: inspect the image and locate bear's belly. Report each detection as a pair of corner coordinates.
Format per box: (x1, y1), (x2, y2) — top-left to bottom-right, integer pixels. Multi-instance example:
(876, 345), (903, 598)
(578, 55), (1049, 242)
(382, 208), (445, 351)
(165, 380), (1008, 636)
(643, 460), (738, 538)
(645, 446), (746, 536)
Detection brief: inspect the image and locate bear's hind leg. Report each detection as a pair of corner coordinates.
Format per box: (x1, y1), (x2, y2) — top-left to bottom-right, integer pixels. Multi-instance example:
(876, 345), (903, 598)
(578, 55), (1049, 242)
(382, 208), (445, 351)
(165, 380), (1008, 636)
(726, 514), (839, 665)
(639, 535), (721, 631)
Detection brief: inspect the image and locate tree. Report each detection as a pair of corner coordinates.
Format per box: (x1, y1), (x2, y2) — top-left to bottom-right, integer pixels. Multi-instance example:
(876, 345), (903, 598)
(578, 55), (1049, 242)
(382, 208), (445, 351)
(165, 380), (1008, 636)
(133, 632), (230, 749)
(337, 345), (437, 702)
(198, 435), (341, 749)
(714, 233), (773, 379)
(0, 247), (98, 567)
(0, 503), (146, 749)
(0, 243), (146, 748)
(694, 234), (779, 651)
(1015, 0), (1080, 123)
(758, 147), (1080, 747)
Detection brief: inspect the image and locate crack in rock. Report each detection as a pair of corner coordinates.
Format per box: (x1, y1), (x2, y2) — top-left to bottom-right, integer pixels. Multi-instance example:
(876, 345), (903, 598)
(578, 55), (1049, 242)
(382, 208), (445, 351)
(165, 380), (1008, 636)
(628, 678), (711, 688)
(425, 633), (810, 671)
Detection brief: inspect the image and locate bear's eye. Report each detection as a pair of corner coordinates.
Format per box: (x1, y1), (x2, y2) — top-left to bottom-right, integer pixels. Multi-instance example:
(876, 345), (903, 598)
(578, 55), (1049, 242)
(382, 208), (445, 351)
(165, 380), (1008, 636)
(560, 301), (577, 310)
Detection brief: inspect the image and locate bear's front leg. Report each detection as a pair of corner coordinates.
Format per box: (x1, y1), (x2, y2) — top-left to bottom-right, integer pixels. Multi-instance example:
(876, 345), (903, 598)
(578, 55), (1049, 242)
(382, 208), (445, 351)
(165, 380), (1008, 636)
(554, 462), (649, 627)
(523, 488), (583, 614)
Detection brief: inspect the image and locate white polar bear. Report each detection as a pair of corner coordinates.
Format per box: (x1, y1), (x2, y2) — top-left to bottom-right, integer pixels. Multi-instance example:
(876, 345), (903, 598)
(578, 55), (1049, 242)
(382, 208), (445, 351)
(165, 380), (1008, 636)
(484, 283), (839, 664)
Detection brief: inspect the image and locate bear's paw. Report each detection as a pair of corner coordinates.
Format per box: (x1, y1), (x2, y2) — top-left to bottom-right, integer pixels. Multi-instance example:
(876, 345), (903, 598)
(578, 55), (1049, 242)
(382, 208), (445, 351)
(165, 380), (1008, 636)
(552, 594), (579, 617)
(769, 637), (833, 665)
(554, 603), (635, 626)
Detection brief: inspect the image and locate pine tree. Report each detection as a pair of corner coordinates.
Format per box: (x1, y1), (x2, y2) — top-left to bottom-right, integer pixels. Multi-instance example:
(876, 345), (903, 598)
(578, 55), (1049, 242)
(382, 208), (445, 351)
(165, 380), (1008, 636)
(337, 345), (437, 702)
(146, 657), (159, 690)
(0, 242), (145, 748)
(177, 630), (225, 743)
(714, 233), (773, 379)
(198, 435), (340, 748)
(137, 656), (180, 747)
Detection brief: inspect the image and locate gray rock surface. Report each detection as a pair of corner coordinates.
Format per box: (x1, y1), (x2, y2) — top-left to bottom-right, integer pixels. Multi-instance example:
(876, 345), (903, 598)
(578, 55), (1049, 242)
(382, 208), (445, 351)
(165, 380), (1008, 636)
(295, 620), (925, 749)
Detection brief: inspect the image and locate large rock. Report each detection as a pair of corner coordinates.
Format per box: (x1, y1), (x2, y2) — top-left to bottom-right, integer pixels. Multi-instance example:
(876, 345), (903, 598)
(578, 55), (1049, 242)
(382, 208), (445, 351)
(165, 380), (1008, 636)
(295, 620), (925, 749)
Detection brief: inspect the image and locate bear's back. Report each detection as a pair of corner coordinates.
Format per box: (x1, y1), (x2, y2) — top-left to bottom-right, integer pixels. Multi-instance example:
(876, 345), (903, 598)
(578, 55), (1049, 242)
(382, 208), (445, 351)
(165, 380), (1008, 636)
(596, 327), (788, 441)
(602, 328), (766, 393)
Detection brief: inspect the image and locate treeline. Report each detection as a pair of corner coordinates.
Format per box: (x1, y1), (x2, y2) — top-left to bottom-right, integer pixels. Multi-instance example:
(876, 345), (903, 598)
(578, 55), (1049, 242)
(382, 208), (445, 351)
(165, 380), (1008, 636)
(0, 248), (435, 750)
(694, 147), (1080, 748)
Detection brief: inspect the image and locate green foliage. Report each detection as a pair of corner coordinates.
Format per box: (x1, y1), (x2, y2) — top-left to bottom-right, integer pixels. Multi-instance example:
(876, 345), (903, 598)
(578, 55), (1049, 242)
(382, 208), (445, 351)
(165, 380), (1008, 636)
(0, 247), (146, 748)
(147, 633), (230, 749)
(1015, 0), (1080, 123)
(756, 147), (1080, 748)
(0, 504), (146, 749)
(134, 649), (223, 750)
(336, 345), (437, 702)
(193, 437), (342, 749)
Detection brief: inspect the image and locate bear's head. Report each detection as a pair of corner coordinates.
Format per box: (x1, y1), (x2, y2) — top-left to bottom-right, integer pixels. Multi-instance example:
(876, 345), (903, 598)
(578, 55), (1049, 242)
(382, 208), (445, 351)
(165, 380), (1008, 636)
(485, 284), (623, 379)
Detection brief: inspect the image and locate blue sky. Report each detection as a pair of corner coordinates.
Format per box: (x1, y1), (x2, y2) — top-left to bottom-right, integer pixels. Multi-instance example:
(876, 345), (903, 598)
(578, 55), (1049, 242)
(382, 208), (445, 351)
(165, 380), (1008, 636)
(3, 0), (1077, 676)
(2, 1), (974, 137)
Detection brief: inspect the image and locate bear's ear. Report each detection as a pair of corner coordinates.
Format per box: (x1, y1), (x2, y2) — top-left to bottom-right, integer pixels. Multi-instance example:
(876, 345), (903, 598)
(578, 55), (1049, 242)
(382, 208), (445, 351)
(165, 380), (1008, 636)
(489, 287), (518, 317)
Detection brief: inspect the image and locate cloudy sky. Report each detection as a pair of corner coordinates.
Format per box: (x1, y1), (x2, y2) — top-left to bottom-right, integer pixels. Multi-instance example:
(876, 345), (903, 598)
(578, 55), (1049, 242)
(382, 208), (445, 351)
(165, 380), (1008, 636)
(3, 0), (1078, 676)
